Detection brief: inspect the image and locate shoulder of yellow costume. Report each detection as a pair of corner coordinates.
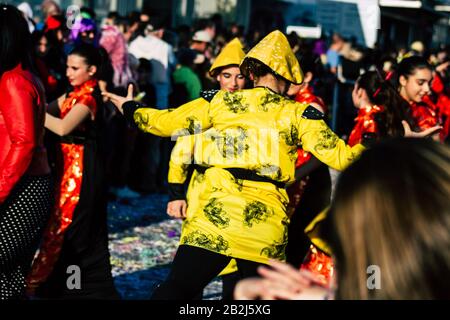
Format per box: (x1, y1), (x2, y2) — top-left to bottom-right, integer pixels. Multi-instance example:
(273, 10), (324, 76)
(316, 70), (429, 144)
(200, 89), (220, 102)
(301, 105), (326, 120)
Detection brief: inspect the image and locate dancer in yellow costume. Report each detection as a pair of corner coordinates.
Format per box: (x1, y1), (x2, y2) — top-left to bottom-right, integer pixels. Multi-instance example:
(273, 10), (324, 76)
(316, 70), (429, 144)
(104, 30), (365, 299)
(167, 38), (246, 299)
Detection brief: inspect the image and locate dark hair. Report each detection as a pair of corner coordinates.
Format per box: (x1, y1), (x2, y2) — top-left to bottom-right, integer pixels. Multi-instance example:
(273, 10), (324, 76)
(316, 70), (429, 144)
(0, 5), (34, 77)
(356, 70), (416, 137)
(396, 56), (432, 87)
(107, 11), (120, 21)
(241, 57), (291, 84)
(69, 43), (101, 74)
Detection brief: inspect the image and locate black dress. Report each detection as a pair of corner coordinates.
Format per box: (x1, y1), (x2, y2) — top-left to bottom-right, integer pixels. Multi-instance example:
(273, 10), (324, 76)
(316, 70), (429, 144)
(28, 81), (119, 299)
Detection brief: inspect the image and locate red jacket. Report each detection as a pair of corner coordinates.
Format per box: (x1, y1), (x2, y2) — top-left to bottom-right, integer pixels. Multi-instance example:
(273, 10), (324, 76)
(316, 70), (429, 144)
(0, 64), (50, 203)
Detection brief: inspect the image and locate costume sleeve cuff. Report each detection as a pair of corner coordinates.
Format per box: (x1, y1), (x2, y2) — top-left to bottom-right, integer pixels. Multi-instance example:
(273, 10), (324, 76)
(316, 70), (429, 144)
(168, 183), (186, 201)
(360, 132), (377, 148)
(123, 101), (143, 124)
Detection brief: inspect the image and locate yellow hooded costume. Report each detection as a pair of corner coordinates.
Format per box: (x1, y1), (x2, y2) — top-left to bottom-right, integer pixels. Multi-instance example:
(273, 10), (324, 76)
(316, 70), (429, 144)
(125, 30), (365, 264)
(241, 30), (303, 84)
(209, 38), (246, 76)
(168, 38), (246, 277)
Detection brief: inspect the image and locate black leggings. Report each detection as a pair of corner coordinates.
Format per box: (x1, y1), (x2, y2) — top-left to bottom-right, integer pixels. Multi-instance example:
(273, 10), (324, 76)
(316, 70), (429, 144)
(151, 245), (266, 300)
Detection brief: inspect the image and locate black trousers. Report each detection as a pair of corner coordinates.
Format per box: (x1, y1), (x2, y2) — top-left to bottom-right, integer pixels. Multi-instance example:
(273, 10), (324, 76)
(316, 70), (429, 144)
(151, 245), (266, 300)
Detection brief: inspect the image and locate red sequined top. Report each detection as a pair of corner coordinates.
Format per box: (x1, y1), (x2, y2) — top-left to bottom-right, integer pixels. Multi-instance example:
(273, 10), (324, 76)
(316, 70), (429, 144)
(348, 105), (384, 147)
(410, 97), (439, 131)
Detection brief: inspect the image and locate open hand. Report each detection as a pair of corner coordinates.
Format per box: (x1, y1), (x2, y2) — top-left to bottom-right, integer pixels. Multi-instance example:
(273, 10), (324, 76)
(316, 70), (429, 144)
(102, 83), (134, 114)
(402, 121), (442, 138)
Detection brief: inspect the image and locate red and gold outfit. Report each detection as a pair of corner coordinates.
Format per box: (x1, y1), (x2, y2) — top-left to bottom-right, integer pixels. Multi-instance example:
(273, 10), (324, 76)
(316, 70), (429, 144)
(411, 97), (439, 132)
(430, 74), (450, 141)
(300, 244), (334, 288)
(348, 105), (384, 147)
(26, 79), (97, 290)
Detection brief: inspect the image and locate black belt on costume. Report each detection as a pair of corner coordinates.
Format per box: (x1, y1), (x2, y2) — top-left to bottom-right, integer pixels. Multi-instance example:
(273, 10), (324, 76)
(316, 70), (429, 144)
(60, 135), (89, 145)
(193, 165), (286, 189)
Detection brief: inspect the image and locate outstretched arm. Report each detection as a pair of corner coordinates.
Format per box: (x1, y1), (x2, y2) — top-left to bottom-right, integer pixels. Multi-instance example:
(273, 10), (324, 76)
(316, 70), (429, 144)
(103, 84), (213, 137)
(402, 121), (442, 139)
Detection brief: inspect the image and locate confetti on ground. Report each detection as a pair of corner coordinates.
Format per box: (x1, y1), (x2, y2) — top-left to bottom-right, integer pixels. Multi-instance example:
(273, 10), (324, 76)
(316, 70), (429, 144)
(107, 193), (222, 300)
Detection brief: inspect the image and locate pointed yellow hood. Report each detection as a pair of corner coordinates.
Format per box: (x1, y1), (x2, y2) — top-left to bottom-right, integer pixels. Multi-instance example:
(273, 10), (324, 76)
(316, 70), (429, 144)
(209, 38), (246, 76)
(241, 30), (303, 84)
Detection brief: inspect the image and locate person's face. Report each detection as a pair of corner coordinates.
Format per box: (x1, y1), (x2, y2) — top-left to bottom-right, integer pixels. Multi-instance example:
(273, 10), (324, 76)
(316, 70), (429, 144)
(399, 68), (432, 104)
(37, 36), (49, 56)
(66, 54), (96, 87)
(216, 66), (245, 92)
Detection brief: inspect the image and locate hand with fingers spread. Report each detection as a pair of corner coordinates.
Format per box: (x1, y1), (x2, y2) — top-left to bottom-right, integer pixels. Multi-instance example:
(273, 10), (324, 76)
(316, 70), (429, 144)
(402, 121), (442, 139)
(234, 260), (331, 300)
(166, 200), (188, 219)
(257, 260), (327, 300)
(101, 83), (134, 114)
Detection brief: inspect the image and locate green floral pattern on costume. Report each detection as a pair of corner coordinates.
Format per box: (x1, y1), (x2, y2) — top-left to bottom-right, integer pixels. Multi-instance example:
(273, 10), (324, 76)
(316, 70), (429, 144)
(279, 124), (300, 161)
(314, 128), (339, 152)
(243, 201), (274, 227)
(134, 112), (149, 130)
(203, 198), (230, 229)
(260, 216), (289, 260)
(279, 124), (300, 146)
(185, 116), (202, 134)
(259, 91), (282, 111)
(255, 164), (283, 181)
(224, 92), (249, 113)
(211, 127), (249, 159)
(181, 230), (229, 253)
(193, 171), (205, 186)
(233, 177), (244, 192)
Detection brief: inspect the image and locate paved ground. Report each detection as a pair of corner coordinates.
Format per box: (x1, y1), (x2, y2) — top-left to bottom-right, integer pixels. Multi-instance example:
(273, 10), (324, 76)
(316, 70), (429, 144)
(107, 193), (222, 300)
(107, 169), (339, 300)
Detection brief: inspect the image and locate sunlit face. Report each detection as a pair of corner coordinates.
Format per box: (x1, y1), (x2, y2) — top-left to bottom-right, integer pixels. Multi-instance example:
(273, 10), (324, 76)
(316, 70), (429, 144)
(216, 66), (246, 92)
(399, 68), (432, 104)
(66, 54), (96, 87)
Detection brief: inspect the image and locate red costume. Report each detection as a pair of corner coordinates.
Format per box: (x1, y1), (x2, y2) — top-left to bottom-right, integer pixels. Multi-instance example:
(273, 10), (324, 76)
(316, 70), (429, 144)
(0, 64), (50, 202)
(430, 74), (450, 141)
(0, 64), (52, 299)
(348, 105), (384, 147)
(411, 97), (439, 132)
(26, 79), (98, 290)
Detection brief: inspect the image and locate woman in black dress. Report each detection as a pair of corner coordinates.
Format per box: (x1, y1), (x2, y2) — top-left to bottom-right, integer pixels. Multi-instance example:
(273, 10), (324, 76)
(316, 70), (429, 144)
(26, 44), (119, 299)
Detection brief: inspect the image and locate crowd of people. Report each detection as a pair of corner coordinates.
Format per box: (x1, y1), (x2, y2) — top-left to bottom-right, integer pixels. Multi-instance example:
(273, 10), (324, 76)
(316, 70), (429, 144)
(0, 0), (449, 300)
